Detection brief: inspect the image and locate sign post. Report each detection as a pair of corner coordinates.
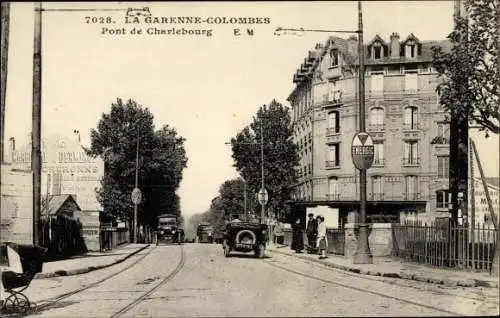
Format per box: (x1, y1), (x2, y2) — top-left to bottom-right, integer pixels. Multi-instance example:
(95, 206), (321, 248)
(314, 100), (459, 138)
(351, 130), (374, 264)
(131, 187), (141, 243)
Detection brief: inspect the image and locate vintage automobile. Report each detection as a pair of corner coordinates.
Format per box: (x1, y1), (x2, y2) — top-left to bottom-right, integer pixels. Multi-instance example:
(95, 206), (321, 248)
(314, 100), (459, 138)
(196, 222), (214, 243)
(222, 221), (268, 258)
(156, 214), (184, 245)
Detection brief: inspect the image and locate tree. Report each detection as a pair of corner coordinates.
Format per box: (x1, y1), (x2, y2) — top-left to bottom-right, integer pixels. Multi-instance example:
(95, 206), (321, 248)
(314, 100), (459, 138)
(432, 0), (499, 135)
(88, 98), (188, 229)
(230, 100), (299, 222)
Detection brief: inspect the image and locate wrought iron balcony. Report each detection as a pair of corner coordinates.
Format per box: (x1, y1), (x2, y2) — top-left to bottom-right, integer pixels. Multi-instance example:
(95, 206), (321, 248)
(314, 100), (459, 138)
(402, 156), (421, 166)
(325, 160), (340, 169)
(368, 124), (385, 132)
(326, 127), (340, 136)
(370, 193), (384, 201)
(372, 158), (385, 167)
(322, 90), (343, 108)
(405, 192), (420, 201)
(402, 123), (420, 132)
(326, 193), (341, 201)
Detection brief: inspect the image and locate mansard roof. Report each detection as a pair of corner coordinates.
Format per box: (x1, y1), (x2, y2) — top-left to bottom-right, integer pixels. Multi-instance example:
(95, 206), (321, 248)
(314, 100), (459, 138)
(368, 34), (387, 46)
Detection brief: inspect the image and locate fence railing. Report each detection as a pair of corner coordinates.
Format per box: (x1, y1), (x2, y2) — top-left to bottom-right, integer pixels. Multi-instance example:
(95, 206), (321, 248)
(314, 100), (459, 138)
(392, 221), (497, 272)
(280, 228), (345, 255)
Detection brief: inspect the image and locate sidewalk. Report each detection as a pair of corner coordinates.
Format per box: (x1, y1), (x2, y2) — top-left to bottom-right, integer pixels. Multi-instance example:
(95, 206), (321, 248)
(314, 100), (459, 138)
(35, 243), (150, 279)
(267, 244), (499, 288)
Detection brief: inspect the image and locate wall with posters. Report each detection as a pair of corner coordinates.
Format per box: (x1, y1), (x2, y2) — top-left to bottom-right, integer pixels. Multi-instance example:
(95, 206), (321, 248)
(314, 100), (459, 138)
(6, 134), (104, 213)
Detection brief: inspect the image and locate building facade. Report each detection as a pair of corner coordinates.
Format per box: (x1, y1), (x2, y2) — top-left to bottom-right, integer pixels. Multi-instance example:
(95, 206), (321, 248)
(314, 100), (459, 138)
(1, 133), (103, 248)
(288, 33), (454, 225)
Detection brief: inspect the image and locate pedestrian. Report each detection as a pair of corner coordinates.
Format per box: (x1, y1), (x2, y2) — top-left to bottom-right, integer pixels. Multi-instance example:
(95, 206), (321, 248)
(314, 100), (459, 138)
(317, 216), (328, 259)
(306, 213), (318, 254)
(291, 218), (304, 253)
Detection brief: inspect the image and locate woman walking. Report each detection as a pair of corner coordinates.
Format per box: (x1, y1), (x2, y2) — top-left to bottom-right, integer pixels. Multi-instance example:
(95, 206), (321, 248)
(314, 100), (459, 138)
(317, 216), (328, 259)
(291, 218), (304, 253)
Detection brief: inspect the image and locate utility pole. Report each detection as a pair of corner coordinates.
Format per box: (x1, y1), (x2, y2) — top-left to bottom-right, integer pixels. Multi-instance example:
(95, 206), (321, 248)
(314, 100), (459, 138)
(32, 2), (42, 246)
(260, 120), (265, 224)
(1, 2), (10, 164)
(353, 0), (373, 264)
(134, 135), (139, 243)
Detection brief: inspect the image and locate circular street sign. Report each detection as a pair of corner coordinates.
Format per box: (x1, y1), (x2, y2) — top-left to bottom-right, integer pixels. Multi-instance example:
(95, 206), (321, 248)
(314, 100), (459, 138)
(131, 187), (142, 205)
(351, 132), (375, 170)
(258, 188), (269, 205)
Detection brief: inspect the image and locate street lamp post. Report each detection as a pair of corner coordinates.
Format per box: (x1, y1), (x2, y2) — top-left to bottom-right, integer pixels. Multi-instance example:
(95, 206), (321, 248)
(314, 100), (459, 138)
(275, 0), (373, 263)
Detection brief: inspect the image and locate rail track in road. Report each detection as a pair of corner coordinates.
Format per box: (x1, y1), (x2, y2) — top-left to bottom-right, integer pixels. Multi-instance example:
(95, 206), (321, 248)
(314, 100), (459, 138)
(109, 245), (186, 318)
(30, 244), (186, 318)
(263, 255), (465, 316)
(269, 250), (498, 304)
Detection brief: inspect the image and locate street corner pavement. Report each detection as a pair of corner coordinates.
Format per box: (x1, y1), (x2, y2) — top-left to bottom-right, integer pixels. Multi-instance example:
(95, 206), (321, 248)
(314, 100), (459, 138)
(35, 243), (150, 279)
(267, 246), (499, 289)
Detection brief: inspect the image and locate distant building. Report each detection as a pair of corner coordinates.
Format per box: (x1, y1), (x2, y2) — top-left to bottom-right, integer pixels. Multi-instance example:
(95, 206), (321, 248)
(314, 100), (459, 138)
(287, 32), (455, 225)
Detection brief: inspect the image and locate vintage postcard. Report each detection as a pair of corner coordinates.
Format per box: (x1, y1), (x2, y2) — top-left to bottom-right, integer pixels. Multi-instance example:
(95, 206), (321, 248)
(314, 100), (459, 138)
(0, 1), (499, 317)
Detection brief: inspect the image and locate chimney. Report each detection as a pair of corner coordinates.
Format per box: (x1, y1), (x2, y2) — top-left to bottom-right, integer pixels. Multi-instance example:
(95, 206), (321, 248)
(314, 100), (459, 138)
(73, 130), (81, 143)
(390, 32), (400, 58)
(346, 35), (358, 57)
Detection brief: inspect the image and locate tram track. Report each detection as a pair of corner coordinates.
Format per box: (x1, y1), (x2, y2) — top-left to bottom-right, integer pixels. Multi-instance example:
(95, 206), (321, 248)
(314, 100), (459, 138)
(263, 256), (465, 316)
(31, 244), (186, 318)
(270, 250), (498, 304)
(109, 244), (186, 318)
(32, 245), (157, 314)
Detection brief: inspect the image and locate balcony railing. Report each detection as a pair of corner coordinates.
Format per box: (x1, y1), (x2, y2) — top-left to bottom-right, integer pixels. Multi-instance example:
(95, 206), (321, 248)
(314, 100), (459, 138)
(322, 90), (343, 108)
(370, 193), (384, 201)
(326, 193), (341, 201)
(402, 157), (420, 166)
(402, 123), (420, 131)
(368, 124), (385, 132)
(326, 127), (340, 136)
(405, 192), (420, 201)
(372, 158), (385, 167)
(325, 160), (340, 169)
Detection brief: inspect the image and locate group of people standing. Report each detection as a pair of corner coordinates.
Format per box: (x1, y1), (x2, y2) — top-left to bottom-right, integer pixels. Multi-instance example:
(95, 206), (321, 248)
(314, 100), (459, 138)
(291, 213), (328, 259)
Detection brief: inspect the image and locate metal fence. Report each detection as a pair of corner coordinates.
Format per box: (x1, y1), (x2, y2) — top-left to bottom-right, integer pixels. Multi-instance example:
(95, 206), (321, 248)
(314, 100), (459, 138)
(392, 220), (497, 272)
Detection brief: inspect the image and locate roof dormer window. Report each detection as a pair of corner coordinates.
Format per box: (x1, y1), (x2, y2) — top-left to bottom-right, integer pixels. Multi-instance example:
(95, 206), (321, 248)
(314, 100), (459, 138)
(330, 49), (339, 67)
(372, 43), (384, 60)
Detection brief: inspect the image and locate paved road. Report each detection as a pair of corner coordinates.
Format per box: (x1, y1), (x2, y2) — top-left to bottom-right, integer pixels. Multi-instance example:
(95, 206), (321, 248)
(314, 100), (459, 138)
(24, 244), (499, 317)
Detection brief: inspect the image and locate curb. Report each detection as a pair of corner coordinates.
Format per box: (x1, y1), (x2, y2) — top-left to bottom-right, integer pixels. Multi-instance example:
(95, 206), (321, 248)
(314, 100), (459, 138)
(268, 249), (498, 288)
(34, 244), (150, 279)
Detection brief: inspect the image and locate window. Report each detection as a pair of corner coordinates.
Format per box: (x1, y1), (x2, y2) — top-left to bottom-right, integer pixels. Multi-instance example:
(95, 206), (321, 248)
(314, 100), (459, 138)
(436, 190), (450, 209)
(372, 176), (383, 200)
(405, 73), (418, 91)
(327, 144), (340, 167)
(437, 156), (449, 179)
(373, 142), (384, 165)
(328, 81), (342, 102)
(373, 45), (382, 59)
(371, 74), (384, 92)
(403, 141), (419, 165)
(330, 49), (339, 67)
(370, 107), (385, 129)
(327, 111), (340, 133)
(405, 42), (416, 58)
(404, 106), (418, 129)
(328, 177), (339, 199)
(405, 175), (418, 199)
(437, 122), (450, 143)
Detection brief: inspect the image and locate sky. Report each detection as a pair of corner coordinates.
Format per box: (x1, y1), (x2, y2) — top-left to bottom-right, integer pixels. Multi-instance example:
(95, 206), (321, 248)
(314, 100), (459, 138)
(4, 1), (499, 220)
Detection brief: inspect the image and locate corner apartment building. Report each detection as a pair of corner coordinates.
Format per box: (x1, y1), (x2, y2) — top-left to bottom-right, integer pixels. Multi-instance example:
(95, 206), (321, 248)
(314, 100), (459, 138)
(288, 32), (453, 226)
